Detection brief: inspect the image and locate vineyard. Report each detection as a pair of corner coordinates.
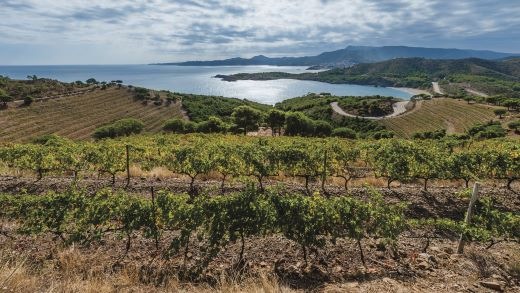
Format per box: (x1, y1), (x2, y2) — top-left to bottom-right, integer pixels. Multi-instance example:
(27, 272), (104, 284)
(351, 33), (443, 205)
(0, 134), (518, 191)
(380, 98), (497, 137)
(0, 87), (184, 142)
(0, 134), (519, 291)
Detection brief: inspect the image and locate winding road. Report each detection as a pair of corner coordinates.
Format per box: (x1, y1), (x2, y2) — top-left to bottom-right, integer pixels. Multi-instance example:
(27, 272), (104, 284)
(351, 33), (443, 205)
(330, 101), (412, 120)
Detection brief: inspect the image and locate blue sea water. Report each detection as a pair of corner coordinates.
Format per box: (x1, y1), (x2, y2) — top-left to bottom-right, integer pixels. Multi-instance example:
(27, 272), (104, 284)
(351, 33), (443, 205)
(0, 65), (412, 104)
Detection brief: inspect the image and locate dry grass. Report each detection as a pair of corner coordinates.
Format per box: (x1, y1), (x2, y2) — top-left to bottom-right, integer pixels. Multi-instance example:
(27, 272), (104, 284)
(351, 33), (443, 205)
(0, 248), (294, 293)
(380, 98), (497, 137)
(0, 88), (184, 142)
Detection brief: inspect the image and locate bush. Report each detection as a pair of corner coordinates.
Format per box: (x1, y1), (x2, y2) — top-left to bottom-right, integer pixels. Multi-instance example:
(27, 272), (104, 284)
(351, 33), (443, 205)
(332, 127), (357, 139)
(0, 89), (12, 107)
(134, 87), (150, 100)
(313, 120), (333, 137)
(196, 116), (227, 133)
(93, 118), (144, 139)
(23, 96), (34, 106)
(412, 129), (446, 139)
(468, 121), (506, 139)
(163, 119), (186, 133)
(507, 120), (520, 133)
(163, 119), (196, 133)
(371, 130), (395, 139)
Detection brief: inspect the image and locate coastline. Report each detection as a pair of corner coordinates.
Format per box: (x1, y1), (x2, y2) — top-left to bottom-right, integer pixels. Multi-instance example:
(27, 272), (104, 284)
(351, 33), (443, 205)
(389, 87), (431, 96)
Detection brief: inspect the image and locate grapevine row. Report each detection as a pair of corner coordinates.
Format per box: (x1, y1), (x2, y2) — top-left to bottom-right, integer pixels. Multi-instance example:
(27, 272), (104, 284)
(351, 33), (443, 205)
(1, 188), (518, 269)
(0, 135), (518, 192)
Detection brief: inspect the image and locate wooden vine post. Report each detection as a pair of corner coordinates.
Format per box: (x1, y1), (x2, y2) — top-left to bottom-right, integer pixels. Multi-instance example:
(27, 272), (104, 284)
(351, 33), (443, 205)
(457, 182), (480, 254)
(126, 145), (131, 187)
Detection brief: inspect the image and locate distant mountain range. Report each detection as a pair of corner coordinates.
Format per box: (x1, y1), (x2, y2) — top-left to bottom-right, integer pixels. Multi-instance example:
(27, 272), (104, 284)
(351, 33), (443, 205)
(156, 46), (517, 67)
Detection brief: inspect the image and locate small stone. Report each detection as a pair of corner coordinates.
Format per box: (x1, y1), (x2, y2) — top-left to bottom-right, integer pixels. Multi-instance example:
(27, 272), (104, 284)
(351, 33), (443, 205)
(479, 281), (503, 292)
(344, 282), (359, 288)
(382, 277), (395, 283)
(259, 261), (267, 267)
(186, 252), (193, 259)
(332, 265), (343, 273)
(443, 247), (454, 254)
(417, 261), (430, 270)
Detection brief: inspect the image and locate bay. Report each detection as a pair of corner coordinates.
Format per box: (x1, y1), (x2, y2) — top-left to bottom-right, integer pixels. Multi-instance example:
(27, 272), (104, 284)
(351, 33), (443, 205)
(0, 65), (412, 105)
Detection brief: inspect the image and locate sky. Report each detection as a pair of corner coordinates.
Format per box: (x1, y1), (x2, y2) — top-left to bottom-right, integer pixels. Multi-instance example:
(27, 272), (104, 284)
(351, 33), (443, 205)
(0, 0), (519, 65)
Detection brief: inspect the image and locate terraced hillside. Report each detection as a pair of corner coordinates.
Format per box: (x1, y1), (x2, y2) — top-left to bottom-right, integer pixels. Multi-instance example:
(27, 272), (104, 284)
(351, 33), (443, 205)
(380, 98), (497, 137)
(0, 87), (184, 142)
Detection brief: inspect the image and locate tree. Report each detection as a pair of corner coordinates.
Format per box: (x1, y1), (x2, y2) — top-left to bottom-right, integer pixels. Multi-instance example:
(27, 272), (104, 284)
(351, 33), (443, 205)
(493, 108), (507, 119)
(266, 109), (285, 136)
(313, 120), (333, 137)
(86, 78), (98, 85)
(231, 106), (263, 135)
(285, 112), (315, 136)
(196, 116), (227, 133)
(0, 89), (12, 107)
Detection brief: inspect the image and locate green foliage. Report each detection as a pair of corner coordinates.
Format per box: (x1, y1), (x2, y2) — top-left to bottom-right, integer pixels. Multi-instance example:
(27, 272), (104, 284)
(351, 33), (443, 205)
(266, 109), (286, 136)
(467, 121), (507, 139)
(285, 112), (316, 136)
(313, 120), (333, 137)
(23, 96), (34, 106)
(196, 116), (227, 133)
(412, 129), (447, 139)
(93, 118), (145, 139)
(231, 105), (263, 135)
(332, 127), (357, 139)
(494, 108), (507, 118)
(179, 93), (271, 123)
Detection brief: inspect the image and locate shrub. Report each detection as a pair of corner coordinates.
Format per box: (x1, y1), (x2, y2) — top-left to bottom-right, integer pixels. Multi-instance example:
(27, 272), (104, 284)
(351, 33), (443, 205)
(508, 120), (520, 134)
(93, 118), (144, 139)
(332, 127), (357, 139)
(163, 119), (196, 133)
(412, 129), (446, 139)
(23, 96), (34, 106)
(0, 89), (12, 107)
(371, 130), (395, 139)
(313, 120), (333, 137)
(86, 78), (98, 85)
(134, 87), (150, 100)
(196, 116), (227, 133)
(468, 121), (506, 139)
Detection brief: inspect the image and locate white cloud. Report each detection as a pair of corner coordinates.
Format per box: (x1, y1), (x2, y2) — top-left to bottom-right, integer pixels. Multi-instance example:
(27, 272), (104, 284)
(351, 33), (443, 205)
(0, 0), (518, 64)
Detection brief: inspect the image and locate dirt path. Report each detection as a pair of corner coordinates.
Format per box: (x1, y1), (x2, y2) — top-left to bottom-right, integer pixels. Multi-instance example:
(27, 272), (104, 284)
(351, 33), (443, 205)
(465, 88), (489, 97)
(331, 101), (411, 120)
(432, 82), (444, 95)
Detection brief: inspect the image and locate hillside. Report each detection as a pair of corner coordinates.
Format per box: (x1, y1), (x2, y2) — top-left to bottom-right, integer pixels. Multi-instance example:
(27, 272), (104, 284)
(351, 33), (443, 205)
(160, 46), (516, 67)
(217, 57), (520, 97)
(380, 98), (497, 137)
(0, 87), (184, 142)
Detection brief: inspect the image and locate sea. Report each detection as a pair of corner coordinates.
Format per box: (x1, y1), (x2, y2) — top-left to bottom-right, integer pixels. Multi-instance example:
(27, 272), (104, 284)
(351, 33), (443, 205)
(0, 65), (412, 105)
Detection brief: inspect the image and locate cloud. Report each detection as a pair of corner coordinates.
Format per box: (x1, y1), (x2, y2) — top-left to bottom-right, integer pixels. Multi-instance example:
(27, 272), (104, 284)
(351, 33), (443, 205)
(0, 0), (518, 64)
